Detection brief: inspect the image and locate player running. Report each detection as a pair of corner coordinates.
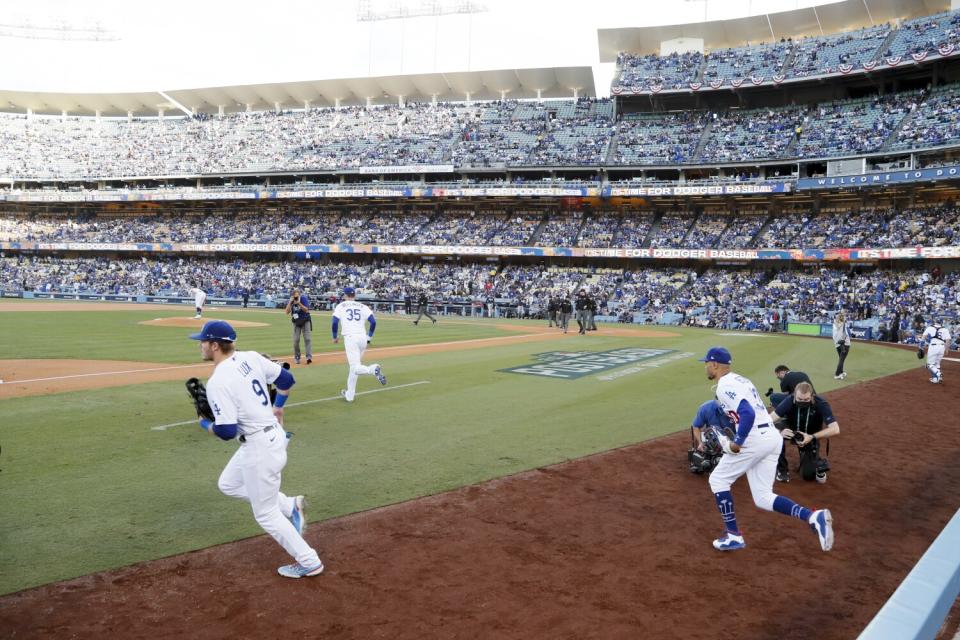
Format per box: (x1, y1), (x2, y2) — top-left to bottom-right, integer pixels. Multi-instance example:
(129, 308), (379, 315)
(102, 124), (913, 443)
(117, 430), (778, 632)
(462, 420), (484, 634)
(699, 346), (834, 552)
(921, 319), (951, 384)
(189, 320), (323, 578)
(332, 287), (387, 402)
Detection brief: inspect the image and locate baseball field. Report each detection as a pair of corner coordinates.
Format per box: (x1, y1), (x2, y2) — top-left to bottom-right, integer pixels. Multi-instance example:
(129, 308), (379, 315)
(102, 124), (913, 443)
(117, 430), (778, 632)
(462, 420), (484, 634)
(1, 299), (958, 638)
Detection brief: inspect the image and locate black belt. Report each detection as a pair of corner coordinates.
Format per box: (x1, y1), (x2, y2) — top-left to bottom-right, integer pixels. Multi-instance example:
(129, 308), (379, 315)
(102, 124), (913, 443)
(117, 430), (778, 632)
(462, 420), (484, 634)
(239, 424), (275, 443)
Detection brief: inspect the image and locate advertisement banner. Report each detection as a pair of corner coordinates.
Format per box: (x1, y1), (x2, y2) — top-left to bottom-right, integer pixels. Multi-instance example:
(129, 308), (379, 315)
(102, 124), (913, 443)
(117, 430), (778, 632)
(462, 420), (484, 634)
(358, 165), (454, 174)
(604, 183), (790, 196)
(798, 164), (960, 190)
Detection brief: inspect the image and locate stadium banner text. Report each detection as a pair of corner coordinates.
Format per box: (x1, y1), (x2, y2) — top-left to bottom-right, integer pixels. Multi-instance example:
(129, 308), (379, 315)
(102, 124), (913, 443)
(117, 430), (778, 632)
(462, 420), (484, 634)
(798, 163), (960, 190)
(4, 242), (959, 261)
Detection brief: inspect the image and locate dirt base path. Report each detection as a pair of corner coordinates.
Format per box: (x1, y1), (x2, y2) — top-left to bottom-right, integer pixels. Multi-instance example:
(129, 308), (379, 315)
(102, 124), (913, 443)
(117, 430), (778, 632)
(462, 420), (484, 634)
(1, 363), (957, 639)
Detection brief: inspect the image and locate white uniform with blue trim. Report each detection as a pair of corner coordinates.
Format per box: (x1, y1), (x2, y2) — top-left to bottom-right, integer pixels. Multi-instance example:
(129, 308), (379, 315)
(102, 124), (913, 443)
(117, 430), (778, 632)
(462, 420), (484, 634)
(922, 323), (951, 381)
(708, 372), (782, 511)
(189, 287), (207, 316)
(333, 300), (379, 402)
(207, 351), (320, 568)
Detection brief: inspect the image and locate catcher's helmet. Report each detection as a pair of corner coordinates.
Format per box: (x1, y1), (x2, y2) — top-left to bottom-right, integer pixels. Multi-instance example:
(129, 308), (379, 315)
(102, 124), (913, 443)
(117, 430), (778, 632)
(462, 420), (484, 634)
(189, 320), (236, 342)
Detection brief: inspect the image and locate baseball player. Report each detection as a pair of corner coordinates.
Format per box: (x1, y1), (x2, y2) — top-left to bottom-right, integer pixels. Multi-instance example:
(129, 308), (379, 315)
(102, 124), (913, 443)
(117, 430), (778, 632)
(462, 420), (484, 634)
(189, 320), (323, 579)
(921, 319), (951, 384)
(832, 311), (851, 380)
(189, 285), (207, 319)
(699, 346), (834, 552)
(691, 399), (733, 451)
(413, 291), (436, 325)
(332, 287), (387, 402)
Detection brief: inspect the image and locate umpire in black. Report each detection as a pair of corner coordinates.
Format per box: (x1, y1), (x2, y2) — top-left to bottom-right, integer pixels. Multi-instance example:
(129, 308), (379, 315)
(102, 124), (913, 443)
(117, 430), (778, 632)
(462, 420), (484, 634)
(769, 382), (840, 483)
(767, 364), (814, 407)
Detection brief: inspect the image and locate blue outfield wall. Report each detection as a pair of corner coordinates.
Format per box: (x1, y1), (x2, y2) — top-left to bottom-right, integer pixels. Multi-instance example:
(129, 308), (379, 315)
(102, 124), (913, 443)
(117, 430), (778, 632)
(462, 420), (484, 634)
(858, 507), (960, 640)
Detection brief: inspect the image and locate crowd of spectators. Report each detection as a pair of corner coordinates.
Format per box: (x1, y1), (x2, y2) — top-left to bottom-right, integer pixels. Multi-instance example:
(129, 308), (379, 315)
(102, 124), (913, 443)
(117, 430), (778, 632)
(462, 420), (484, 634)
(3, 80), (960, 178)
(5, 255), (956, 346)
(3, 203), (959, 250)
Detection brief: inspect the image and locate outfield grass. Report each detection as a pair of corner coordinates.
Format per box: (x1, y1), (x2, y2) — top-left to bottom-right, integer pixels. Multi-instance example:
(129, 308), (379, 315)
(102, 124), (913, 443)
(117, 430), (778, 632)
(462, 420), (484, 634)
(0, 304), (922, 594)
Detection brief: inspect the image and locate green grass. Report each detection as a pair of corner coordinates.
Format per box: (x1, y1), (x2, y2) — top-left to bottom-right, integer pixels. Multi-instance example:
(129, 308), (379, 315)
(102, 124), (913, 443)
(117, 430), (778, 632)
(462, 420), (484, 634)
(0, 303), (922, 594)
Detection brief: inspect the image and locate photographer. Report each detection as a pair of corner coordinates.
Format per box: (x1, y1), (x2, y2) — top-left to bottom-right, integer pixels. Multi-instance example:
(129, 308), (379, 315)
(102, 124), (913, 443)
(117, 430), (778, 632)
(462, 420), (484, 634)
(766, 364), (814, 407)
(284, 287), (313, 365)
(769, 382), (839, 484)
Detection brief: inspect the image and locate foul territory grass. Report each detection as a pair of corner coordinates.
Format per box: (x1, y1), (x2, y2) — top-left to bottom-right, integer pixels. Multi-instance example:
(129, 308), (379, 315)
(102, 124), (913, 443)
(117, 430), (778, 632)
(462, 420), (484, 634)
(0, 304), (922, 594)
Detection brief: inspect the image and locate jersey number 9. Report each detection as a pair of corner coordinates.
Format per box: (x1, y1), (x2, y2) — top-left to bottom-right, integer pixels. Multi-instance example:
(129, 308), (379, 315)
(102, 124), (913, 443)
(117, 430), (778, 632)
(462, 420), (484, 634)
(251, 379), (269, 406)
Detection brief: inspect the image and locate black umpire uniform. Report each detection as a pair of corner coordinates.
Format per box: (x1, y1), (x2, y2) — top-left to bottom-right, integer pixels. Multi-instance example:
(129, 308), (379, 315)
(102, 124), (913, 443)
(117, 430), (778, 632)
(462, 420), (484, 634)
(774, 394), (836, 482)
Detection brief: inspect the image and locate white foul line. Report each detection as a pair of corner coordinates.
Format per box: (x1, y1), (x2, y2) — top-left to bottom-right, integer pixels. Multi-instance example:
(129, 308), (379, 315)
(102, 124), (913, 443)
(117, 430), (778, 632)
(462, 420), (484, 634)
(150, 380), (431, 431)
(10, 362), (210, 385)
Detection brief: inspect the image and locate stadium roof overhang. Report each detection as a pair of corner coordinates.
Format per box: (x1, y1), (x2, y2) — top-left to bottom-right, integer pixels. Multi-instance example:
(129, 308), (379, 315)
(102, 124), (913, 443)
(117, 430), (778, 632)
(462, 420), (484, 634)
(0, 67), (597, 118)
(597, 0), (950, 61)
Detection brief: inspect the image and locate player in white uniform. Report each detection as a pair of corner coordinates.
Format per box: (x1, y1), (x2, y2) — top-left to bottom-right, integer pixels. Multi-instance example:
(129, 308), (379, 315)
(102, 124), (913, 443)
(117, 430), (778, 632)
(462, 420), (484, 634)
(332, 287), (387, 402)
(190, 320), (324, 579)
(189, 285), (207, 319)
(921, 320), (951, 384)
(699, 346), (834, 552)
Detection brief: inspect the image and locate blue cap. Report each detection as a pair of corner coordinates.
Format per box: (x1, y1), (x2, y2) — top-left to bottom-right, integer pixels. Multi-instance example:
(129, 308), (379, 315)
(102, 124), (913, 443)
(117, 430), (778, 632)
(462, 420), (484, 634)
(343, 286), (356, 296)
(698, 346), (732, 364)
(189, 320), (237, 342)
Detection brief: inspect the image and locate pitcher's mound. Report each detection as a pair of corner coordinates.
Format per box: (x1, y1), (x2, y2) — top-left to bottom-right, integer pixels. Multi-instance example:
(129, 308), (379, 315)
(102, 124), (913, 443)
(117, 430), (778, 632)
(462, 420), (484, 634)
(140, 318), (270, 328)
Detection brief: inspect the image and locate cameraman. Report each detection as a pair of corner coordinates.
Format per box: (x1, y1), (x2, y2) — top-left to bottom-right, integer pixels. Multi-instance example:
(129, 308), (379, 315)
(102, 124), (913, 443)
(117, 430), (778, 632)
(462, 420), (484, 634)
(768, 382), (839, 483)
(284, 288), (313, 365)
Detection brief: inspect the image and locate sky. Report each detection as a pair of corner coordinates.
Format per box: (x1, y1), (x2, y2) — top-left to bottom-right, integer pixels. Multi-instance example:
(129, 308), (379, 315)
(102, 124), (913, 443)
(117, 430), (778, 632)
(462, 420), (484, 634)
(0, 0), (842, 96)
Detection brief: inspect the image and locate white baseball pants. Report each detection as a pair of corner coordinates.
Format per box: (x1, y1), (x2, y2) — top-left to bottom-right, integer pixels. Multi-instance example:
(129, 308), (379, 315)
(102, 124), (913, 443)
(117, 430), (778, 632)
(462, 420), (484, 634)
(927, 343), (946, 378)
(708, 425), (782, 512)
(343, 334), (377, 401)
(217, 426), (321, 567)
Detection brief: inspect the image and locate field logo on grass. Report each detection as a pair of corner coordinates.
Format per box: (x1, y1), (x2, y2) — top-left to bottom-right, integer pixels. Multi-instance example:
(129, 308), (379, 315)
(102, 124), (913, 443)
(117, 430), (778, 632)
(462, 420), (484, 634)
(500, 348), (673, 379)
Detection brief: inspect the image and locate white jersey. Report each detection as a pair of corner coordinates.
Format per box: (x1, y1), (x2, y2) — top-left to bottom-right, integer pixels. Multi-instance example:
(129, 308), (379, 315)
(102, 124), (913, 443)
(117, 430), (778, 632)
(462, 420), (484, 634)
(923, 324), (951, 347)
(333, 300), (374, 337)
(206, 351), (284, 435)
(832, 320), (850, 346)
(715, 372), (773, 440)
(190, 287), (207, 304)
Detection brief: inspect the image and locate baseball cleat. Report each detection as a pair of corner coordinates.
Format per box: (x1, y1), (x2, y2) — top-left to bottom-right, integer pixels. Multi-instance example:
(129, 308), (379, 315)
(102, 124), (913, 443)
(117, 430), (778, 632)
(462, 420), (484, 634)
(277, 561), (324, 579)
(432, 318), (437, 324)
(413, 320), (418, 325)
(808, 509), (834, 551)
(712, 532), (746, 551)
(194, 314), (202, 319)
(816, 471), (828, 484)
(776, 469), (790, 483)
(306, 358), (312, 365)
(290, 495), (307, 535)
(340, 389), (352, 402)
(374, 365), (386, 385)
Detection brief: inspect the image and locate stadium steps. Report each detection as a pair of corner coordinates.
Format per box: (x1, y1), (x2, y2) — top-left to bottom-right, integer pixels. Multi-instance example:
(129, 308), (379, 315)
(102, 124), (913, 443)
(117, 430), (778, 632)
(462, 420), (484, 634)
(678, 210), (703, 246)
(527, 214), (549, 245)
(642, 211), (666, 247)
(569, 213), (588, 246)
(781, 107), (813, 156)
(401, 212), (438, 244)
(604, 133), (620, 164)
(692, 120), (715, 161)
(879, 106), (918, 152)
(693, 57), (707, 83)
(714, 216), (737, 248)
(748, 212), (777, 248)
(871, 28), (900, 63)
(780, 46), (798, 75)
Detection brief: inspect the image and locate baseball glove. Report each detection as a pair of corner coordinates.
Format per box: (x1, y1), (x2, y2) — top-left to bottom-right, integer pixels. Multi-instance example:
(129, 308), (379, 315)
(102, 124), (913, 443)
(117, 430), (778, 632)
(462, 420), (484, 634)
(185, 377), (215, 422)
(259, 353), (291, 403)
(917, 347), (925, 360)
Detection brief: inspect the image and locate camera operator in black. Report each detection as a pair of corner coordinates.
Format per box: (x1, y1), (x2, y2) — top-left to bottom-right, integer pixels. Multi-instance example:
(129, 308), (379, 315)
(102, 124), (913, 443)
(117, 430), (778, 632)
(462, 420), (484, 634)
(766, 365), (815, 407)
(284, 287), (313, 364)
(769, 382), (840, 483)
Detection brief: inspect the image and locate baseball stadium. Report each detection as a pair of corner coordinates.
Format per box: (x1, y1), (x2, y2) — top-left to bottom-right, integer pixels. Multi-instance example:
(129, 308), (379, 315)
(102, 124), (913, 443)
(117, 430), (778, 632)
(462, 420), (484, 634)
(1, 0), (960, 637)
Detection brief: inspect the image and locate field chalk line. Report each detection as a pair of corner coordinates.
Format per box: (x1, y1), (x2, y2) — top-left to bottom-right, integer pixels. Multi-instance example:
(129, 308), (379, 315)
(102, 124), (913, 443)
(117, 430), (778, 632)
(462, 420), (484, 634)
(150, 380), (431, 431)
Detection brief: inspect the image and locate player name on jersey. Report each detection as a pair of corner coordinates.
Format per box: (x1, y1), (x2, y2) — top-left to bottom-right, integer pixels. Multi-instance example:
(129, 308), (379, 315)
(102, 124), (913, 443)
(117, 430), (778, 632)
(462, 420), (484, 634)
(500, 348), (674, 379)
